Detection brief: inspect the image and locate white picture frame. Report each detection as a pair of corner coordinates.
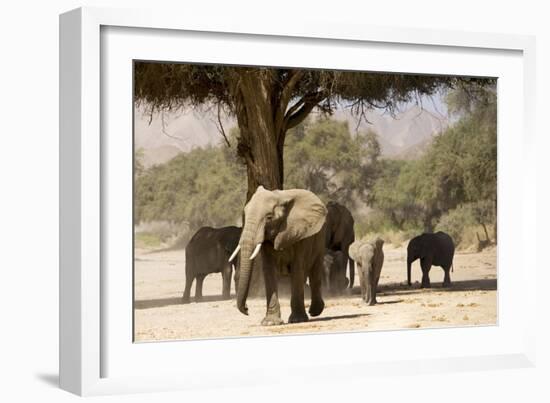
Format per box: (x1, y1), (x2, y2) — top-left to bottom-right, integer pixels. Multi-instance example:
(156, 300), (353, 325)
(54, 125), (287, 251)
(59, 6), (537, 396)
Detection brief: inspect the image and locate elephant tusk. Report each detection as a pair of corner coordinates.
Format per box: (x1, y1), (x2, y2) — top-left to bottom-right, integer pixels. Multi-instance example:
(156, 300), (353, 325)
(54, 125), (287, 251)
(228, 244), (241, 262)
(249, 243), (262, 260)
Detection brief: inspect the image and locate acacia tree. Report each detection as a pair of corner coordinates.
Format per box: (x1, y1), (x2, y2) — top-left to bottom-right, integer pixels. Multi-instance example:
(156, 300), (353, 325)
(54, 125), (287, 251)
(134, 63), (482, 200)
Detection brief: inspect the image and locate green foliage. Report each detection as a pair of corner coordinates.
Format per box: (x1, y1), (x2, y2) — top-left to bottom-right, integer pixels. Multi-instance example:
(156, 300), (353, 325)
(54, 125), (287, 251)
(135, 118), (381, 236)
(367, 159), (423, 230)
(284, 118), (380, 207)
(435, 205), (476, 245)
(135, 232), (163, 249)
(435, 200), (496, 247)
(134, 143), (247, 231)
(367, 84), (497, 242)
(135, 62), (495, 203)
(134, 148), (145, 177)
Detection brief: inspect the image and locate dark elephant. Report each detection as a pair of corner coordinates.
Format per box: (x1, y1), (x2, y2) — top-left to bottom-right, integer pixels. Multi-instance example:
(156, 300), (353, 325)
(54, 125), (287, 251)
(322, 250), (349, 294)
(325, 201), (355, 288)
(229, 186), (327, 325)
(182, 226), (241, 303)
(407, 231), (455, 288)
(349, 237), (385, 305)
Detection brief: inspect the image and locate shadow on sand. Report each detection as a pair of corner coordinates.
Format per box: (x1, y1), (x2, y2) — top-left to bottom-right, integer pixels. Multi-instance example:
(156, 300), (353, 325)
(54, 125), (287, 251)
(134, 294), (235, 309)
(307, 313), (369, 323)
(376, 278), (497, 297)
(135, 279), (496, 310)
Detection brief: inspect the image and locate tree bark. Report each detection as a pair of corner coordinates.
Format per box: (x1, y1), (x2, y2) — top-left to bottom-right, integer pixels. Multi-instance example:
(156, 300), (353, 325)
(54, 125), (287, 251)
(232, 69), (318, 201)
(234, 72), (284, 201)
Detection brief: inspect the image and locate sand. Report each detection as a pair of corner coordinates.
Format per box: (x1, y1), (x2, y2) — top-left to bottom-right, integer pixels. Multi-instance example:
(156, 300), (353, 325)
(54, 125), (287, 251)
(134, 245), (497, 341)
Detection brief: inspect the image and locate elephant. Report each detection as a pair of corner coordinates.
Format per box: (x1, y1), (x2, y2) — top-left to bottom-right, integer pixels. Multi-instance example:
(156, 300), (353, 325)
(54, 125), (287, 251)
(407, 231), (455, 288)
(182, 225), (241, 303)
(229, 186), (327, 325)
(322, 250), (349, 294)
(349, 237), (384, 305)
(325, 201), (356, 288)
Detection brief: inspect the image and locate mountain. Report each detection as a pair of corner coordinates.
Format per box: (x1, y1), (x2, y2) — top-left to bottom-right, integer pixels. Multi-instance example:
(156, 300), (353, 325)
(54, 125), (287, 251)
(134, 104), (448, 167)
(332, 105), (447, 158)
(134, 107), (233, 168)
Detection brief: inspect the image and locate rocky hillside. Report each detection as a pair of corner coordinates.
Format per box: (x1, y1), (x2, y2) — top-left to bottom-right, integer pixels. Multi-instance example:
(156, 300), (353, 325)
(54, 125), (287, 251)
(135, 103), (448, 167)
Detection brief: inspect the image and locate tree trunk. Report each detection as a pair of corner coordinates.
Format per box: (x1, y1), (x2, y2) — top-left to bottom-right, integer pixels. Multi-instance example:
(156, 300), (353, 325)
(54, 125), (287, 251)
(230, 70), (318, 296)
(233, 72), (286, 296)
(234, 72), (285, 201)
(481, 222), (490, 242)
(241, 123), (283, 200)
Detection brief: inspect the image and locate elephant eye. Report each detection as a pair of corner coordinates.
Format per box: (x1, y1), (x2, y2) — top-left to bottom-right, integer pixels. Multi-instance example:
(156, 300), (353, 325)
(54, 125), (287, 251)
(266, 213), (274, 221)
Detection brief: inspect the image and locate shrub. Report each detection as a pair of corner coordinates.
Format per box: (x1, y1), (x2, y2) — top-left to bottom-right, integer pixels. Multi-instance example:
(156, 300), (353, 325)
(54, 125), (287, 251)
(435, 204), (476, 246)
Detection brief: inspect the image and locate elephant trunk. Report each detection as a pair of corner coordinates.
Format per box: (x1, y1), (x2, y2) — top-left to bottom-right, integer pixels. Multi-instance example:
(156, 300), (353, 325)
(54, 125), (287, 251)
(236, 218), (261, 316)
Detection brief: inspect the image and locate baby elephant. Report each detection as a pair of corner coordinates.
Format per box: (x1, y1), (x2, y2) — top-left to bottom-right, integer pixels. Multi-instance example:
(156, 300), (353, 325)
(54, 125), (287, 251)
(349, 238), (384, 305)
(322, 250), (349, 295)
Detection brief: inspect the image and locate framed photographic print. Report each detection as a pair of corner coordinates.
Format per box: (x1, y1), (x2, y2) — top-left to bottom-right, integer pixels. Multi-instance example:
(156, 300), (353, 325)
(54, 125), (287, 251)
(60, 6), (537, 396)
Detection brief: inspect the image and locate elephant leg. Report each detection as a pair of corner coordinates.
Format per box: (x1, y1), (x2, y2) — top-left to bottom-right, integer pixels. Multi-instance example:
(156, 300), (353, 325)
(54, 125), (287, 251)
(442, 266), (452, 287)
(365, 263), (377, 305)
(358, 263), (367, 299)
(233, 263), (239, 295)
(260, 249), (283, 326)
(288, 263), (309, 323)
(348, 256), (355, 289)
(195, 274), (205, 302)
(308, 256), (325, 317)
(420, 258), (432, 288)
(221, 263), (232, 299)
(323, 265), (331, 294)
(182, 273), (193, 304)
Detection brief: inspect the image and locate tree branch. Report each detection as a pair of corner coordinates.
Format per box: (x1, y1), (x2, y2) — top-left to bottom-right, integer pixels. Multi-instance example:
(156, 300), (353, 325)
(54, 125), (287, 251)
(215, 103), (231, 147)
(274, 70), (304, 134)
(285, 99), (320, 130)
(284, 97), (306, 121)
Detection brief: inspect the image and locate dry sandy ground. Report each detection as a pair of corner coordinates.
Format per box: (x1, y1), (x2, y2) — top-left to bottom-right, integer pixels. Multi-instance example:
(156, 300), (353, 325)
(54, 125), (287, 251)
(134, 245), (497, 341)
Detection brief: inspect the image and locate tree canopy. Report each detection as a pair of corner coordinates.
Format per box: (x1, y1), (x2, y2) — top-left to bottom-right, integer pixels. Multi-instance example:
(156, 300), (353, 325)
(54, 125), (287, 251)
(134, 62), (492, 199)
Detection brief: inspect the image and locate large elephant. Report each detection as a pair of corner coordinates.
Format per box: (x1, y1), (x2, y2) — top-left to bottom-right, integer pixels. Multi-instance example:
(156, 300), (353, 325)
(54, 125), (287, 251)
(349, 237), (384, 305)
(182, 226), (241, 303)
(325, 201), (355, 289)
(407, 231), (455, 288)
(229, 186), (327, 325)
(322, 250), (349, 294)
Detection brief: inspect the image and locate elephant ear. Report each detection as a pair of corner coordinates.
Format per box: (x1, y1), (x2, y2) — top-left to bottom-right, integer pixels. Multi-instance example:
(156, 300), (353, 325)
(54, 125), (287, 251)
(348, 241), (361, 261)
(273, 189), (327, 251)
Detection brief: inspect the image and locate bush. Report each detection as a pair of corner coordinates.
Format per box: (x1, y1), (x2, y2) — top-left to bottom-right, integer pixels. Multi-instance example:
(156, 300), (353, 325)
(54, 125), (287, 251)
(134, 220), (191, 250)
(435, 205), (475, 246)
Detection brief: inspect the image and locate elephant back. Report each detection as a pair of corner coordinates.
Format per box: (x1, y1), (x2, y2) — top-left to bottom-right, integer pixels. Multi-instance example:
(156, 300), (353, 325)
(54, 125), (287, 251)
(325, 201), (354, 249)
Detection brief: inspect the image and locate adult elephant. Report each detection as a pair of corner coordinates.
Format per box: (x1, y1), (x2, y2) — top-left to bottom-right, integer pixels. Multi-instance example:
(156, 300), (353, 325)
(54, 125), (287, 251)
(325, 201), (355, 289)
(229, 186), (327, 325)
(182, 226), (241, 303)
(407, 231), (455, 288)
(349, 237), (385, 305)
